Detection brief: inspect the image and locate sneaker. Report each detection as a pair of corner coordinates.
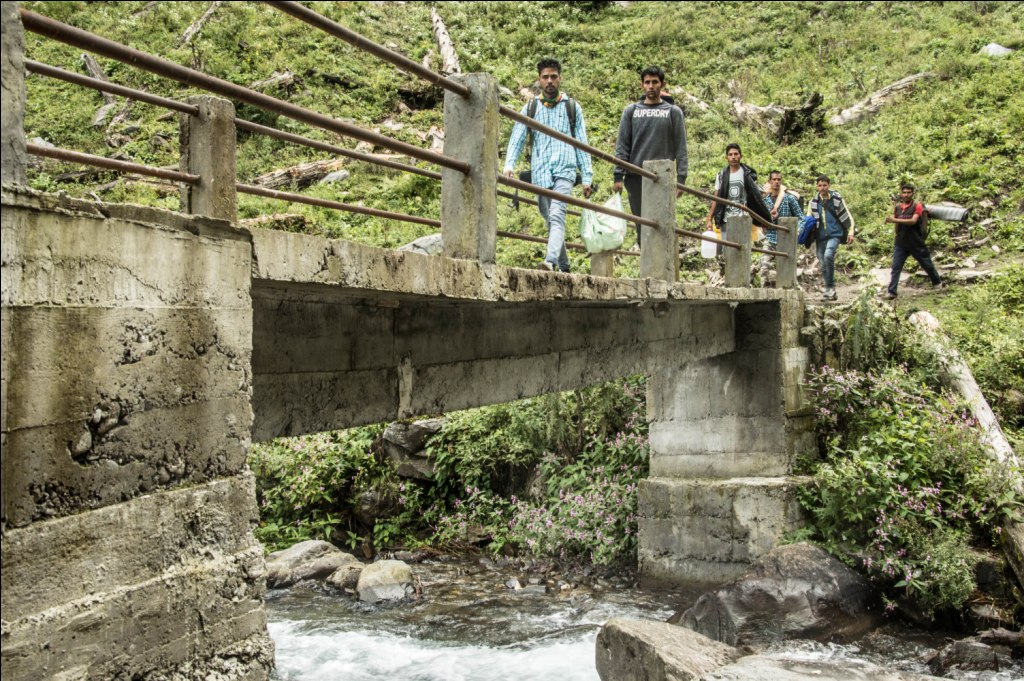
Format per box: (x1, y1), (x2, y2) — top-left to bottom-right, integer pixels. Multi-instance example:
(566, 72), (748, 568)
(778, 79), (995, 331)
(537, 261), (554, 272)
(934, 281), (945, 291)
(885, 291), (897, 300)
(823, 287), (837, 301)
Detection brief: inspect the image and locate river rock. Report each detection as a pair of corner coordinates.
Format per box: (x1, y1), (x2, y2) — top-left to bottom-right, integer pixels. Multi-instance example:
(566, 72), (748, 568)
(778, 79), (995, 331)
(927, 639), (1003, 675)
(398, 233), (444, 256)
(357, 559), (414, 603)
(381, 418), (445, 480)
(708, 653), (943, 680)
(265, 540), (361, 589)
(596, 618), (739, 681)
(326, 562), (364, 591)
(679, 543), (876, 647)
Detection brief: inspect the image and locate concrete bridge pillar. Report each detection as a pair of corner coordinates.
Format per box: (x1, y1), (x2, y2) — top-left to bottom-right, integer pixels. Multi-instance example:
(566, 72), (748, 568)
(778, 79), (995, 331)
(441, 73), (499, 263)
(639, 295), (813, 584)
(179, 95), (237, 223)
(777, 216), (798, 289)
(723, 213), (752, 288)
(1, 2), (27, 185)
(639, 159), (678, 282)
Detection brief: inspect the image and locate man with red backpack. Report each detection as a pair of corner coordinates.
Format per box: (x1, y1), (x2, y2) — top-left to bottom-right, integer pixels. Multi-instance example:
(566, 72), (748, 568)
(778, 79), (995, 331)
(883, 183), (943, 299)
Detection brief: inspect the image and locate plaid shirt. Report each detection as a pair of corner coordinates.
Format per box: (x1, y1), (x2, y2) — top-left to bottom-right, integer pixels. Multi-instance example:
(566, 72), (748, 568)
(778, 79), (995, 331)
(503, 95), (594, 189)
(761, 191), (802, 246)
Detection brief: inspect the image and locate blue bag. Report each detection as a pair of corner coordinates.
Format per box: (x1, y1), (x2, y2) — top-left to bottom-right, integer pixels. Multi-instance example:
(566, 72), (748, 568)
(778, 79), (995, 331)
(797, 215), (817, 247)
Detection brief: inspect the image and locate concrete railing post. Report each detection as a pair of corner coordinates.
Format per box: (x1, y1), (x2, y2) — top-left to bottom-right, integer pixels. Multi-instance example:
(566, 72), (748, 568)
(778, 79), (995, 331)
(441, 73), (499, 262)
(776, 216), (798, 289)
(1, 2), (27, 185)
(179, 95), (236, 223)
(639, 159), (678, 281)
(724, 214), (752, 288)
(590, 252), (614, 277)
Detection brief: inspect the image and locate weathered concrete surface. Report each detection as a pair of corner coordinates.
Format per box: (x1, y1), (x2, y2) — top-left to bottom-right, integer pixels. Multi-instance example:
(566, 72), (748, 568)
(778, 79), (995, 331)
(442, 73), (499, 262)
(595, 617), (739, 681)
(1, 186), (272, 680)
(249, 227), (798, 442)
(638, 476), (809, 584)
(641, 298), (813, 584)
(640, 159), (678, 281)
(1, 5), (26, 185)
(180, 95), (237, 222)
(2, 187), (253, 527)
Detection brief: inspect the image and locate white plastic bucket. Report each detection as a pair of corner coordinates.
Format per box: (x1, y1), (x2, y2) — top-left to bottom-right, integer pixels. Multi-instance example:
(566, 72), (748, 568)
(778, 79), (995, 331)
(701, 230), (718, 259)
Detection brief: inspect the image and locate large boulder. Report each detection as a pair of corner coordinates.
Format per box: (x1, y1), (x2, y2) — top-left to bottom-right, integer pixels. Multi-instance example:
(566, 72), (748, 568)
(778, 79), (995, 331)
(679, 543), (877, 647)
(265, 540), (361, 589)
(596, 618), (740, 681)
(357, 559), (415, 603)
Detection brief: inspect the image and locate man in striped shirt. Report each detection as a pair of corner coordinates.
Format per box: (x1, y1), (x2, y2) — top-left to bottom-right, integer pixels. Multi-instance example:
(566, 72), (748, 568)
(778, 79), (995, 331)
(504, 59), (594, 272)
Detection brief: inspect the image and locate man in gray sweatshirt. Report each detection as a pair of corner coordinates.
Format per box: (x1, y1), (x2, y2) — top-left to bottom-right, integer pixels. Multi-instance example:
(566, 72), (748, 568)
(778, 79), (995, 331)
(613, 65), (688, 246)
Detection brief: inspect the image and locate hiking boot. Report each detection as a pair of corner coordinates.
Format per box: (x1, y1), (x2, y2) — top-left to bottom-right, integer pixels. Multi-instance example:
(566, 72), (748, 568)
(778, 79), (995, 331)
(537, 261), (554, 272)
(879, 290), (897, 300)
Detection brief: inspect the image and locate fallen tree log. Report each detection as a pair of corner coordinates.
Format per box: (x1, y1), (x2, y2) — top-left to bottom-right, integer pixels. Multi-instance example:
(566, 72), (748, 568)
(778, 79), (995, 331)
(430, 8), (461, 75)
(250, 158), (349, 190)
(829, 72), (936, 127)
(250, 70), (296, 93)
(179, 1), (223, 47)
(727, 82), (824, 143)
(907, 310), (1024, 597)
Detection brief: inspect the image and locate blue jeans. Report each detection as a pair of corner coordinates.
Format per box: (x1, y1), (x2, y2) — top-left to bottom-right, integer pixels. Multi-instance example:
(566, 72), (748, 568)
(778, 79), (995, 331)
(889, 243), (941, 294)
(537, 177), (573, 272)
(816, 237), (841, 289)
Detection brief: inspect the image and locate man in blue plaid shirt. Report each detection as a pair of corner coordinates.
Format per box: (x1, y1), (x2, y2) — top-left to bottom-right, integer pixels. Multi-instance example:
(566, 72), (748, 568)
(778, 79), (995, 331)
(503, 59), (594, 272)
(759, 170), (802, 286)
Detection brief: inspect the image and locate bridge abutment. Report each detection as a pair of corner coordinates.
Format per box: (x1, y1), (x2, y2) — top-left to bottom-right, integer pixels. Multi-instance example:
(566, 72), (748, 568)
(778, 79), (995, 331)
(1, 187), (274, 679)
(640, 297), (813, 584)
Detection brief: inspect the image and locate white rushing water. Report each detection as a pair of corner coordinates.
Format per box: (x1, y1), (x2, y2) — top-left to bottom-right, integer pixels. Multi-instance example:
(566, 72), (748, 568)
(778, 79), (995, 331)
(270, 620), (600, 681)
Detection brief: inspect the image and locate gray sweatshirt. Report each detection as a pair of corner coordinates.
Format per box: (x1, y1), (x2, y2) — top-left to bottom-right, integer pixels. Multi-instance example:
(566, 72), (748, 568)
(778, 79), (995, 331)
(614, 101), (688, 182)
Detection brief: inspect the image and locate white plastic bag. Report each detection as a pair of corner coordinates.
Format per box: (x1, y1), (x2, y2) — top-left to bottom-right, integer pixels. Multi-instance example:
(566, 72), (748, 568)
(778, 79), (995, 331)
(579, 194), (628, 254)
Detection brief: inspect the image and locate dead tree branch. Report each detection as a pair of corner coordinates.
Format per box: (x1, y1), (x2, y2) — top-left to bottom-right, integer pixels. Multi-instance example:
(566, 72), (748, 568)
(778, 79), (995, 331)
(179, 1), (223, 47)
(829, 72), (936, 127)
(430, 8), (461, 75)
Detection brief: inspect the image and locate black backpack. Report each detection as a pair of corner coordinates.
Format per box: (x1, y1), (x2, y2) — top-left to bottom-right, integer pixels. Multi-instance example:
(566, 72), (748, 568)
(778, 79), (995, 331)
(917, 204), (930, 239)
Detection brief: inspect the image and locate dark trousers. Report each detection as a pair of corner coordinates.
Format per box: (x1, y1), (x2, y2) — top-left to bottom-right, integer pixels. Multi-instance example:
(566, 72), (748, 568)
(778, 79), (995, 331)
(623, 175), (643, 246)
(889, 243), (942, 294)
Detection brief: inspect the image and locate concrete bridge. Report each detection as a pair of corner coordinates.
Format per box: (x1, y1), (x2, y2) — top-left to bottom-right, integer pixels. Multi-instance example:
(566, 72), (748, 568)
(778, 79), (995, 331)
(1, 5), (812, 679)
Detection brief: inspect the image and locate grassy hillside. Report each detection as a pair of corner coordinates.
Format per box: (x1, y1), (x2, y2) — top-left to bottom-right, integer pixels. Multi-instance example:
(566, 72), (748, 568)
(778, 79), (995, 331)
(19, 1), (1024, 432)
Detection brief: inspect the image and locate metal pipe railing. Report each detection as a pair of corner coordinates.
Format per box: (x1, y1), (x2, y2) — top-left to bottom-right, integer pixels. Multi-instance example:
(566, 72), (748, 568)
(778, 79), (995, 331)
(237, 183), (441, 228)
(26, 58), (444, 183)
(499, 105), (653, 180)
(19, 8), (469, 174)
(25, 59), (200, 115)
(498, 175), (658, 228)
(26, 143), (200, 184)
(496, 230), (638, 258)
(676, 228), (740, 251)
(234, 119), (443, 181)
(266, 1), (471, 98)
(678, 182), (780, 232)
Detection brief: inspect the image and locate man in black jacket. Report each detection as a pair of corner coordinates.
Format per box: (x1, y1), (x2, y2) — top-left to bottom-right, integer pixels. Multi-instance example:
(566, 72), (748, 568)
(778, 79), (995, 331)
(613, 65), (688, 247)
(704, 143), (773, 236)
